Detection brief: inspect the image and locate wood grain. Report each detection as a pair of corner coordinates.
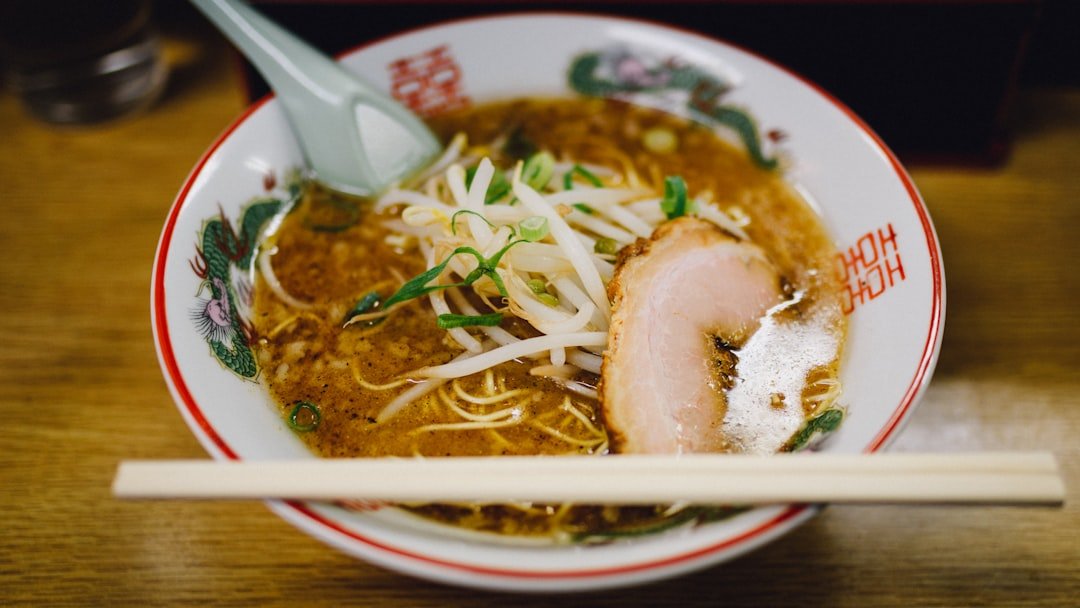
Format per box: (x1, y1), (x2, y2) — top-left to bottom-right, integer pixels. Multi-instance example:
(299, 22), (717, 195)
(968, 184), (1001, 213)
(1, 25), (1077, 607)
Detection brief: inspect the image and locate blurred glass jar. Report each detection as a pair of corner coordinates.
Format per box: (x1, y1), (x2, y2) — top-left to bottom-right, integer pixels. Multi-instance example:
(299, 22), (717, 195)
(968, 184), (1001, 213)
(0, 0), (167, 124)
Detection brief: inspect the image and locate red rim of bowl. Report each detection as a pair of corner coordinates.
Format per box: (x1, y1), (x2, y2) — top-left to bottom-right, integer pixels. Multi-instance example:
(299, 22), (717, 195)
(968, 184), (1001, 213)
(152, 12), (944, 584)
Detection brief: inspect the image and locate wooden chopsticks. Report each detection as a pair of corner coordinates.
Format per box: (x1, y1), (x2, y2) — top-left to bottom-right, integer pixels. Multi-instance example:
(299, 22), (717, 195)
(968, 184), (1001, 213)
(112, 452), (1065, 506)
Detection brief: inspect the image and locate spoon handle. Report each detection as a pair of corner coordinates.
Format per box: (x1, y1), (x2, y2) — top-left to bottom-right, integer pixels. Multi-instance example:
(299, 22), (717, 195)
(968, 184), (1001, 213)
(190, 0), (440, 194)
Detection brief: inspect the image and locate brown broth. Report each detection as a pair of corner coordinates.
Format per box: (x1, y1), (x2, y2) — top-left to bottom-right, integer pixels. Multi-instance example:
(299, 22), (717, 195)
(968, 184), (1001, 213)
(251, 98), (846, 539)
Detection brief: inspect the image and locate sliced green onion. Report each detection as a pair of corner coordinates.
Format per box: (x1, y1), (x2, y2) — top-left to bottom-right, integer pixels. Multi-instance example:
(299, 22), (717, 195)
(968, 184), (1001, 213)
(594, 237), (618, 255)
(382, 246), (487, 309)
(485, 238), (525, 269)
(466, 166), (511, 204)
(572, 202), (596, 215)
(449, 209), (497, 236)
(288, 401), (321, 432)
(468, 238), (524, 299)
(521, 151), (555, 191)
(563, 164), (604, 190)
(382, 239), (527, 309)
(344, 291), (382, 324)
(643, 127), (677, 154)
(486, 171), (512, 204)
(784, 408), (845, 452)
(526, 278), (548, 294)
(660, 175), (696, 219)
(526, 277), (558, 306)
(518, 216), (549, 242)
(536, 292), (560, 307)
(437, 312), (504, 329)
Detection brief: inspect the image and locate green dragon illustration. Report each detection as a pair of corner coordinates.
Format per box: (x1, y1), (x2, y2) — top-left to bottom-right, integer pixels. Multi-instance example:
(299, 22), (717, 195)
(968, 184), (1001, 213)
(569, 49), (778, 170)
(190, 173), (300, 378)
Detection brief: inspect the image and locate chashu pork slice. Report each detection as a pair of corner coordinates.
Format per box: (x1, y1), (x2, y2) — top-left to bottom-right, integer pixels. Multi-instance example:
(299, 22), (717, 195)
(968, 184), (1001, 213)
(600, 217), (783, 454)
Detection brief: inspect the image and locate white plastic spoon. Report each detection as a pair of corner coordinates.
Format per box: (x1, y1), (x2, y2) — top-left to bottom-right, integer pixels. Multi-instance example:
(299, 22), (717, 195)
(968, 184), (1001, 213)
(190, 0), (441, 195)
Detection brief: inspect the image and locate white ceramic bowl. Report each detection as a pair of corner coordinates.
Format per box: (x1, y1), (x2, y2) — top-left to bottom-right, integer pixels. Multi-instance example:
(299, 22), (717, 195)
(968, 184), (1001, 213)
(153, 13), (945, 592)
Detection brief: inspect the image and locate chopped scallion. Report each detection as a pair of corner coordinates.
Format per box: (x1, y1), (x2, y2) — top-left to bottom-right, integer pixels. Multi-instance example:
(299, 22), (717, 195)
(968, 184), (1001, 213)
(783, 408), (845, 452)
(572, 202), (596, 215)
(660, 175), (696, 219)
(521, 151), (555, 191)
(466, 166), (511, 204)
(382, 240), (527, 309)
(526, 278), (548, 294)
(382, 246), (487, 309)
(450, 209), (497, 236)
(288, 401), (321, 432)
(642, 127), (678, 154)
(518, 216), (549, 242)
(563, 164), (604, 190)
(437, 312), (504, 329)
(537, 292), (560, 307)
(594, 237), (618, 255)
(344, 291), (382, 324)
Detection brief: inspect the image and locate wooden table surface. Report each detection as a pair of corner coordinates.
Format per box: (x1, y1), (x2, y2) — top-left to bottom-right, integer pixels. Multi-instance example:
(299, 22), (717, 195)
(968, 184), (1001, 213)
(2, 24), (1077, 607)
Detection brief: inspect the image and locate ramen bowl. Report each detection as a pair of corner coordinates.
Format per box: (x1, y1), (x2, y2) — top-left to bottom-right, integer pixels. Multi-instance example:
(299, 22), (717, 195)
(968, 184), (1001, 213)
(153, 13), (945, 592)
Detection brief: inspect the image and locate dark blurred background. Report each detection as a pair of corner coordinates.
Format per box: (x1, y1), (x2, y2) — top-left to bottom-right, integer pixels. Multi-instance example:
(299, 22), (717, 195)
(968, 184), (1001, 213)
(5, 0), (1077, 165)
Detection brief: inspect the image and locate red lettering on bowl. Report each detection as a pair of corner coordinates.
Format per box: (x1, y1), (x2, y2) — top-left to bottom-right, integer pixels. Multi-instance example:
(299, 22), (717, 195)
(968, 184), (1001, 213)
(835, 223), (906, 314)
(388, 45), (471, 117)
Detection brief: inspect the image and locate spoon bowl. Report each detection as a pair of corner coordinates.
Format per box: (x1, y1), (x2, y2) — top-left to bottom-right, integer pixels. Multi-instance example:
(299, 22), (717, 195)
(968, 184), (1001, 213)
(190, 0), (441, 195)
